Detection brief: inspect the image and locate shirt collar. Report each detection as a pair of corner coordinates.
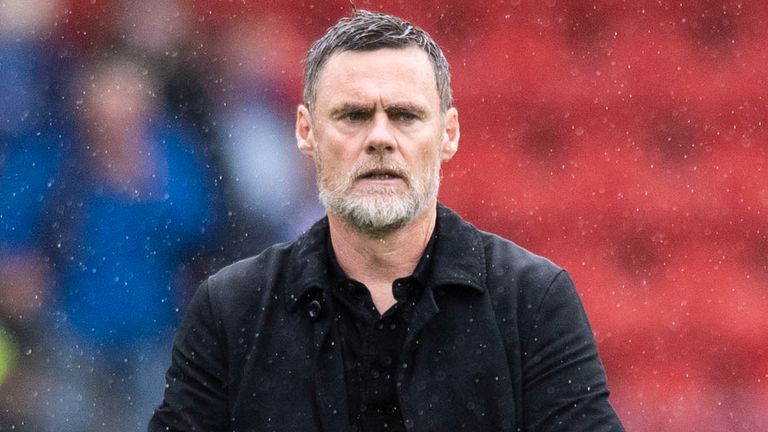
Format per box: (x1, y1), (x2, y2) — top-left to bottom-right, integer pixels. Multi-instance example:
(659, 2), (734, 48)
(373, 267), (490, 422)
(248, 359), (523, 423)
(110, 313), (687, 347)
(284, 204), (486, 311)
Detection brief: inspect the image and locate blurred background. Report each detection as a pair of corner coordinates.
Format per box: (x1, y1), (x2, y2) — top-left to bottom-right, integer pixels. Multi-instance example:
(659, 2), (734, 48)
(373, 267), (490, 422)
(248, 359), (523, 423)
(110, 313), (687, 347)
(0, 0), (766, 430)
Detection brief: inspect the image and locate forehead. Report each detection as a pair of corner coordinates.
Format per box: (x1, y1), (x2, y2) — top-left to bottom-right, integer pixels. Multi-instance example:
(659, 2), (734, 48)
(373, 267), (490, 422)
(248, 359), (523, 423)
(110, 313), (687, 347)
(313, 46), (439, 110)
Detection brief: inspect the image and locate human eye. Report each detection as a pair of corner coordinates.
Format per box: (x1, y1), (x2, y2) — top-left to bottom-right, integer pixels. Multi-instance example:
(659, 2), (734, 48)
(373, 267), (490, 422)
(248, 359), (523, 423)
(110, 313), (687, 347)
(390, 109), (419, 123)
(340, 110), (369, 122)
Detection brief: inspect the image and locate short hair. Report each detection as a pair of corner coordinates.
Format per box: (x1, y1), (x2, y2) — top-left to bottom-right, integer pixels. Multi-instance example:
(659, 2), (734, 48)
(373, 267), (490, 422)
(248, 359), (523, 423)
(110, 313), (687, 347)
(302, 10), (453, 113)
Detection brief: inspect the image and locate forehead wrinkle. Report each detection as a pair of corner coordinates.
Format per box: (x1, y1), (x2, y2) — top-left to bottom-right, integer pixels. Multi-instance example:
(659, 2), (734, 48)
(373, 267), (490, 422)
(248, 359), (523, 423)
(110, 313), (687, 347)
(314, 47), (440, 115)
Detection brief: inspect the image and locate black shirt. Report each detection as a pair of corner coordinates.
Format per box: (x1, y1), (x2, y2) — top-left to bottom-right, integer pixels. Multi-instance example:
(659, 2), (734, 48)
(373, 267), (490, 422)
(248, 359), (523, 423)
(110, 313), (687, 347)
(327, 229), (438, 432)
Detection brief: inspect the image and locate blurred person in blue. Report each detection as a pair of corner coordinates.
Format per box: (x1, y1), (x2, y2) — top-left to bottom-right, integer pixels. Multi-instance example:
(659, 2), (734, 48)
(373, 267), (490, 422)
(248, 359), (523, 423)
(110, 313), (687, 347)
(150, 10), (624, 432)
(0, 130), (65, 431)
(205, 16), (324, 258)
(0, 0), (72, 428)
(49, 53), (215, 430)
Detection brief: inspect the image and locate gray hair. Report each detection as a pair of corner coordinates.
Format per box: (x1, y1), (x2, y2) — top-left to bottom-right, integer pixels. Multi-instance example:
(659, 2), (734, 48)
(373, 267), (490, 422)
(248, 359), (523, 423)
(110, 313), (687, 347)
(302, 10), (453, 113)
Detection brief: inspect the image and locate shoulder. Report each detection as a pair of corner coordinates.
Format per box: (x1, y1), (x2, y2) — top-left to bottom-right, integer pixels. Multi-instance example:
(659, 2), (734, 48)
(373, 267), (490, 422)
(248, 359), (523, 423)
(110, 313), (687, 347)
(200, 217), (330, 320)
(204, 241), (295, 310)
(442, 208), (585, 351)
(436, 205), (572, 330)
(476, 228), (574, 325)
(437, 204), (564, 291)
(477, 228), (564, 290)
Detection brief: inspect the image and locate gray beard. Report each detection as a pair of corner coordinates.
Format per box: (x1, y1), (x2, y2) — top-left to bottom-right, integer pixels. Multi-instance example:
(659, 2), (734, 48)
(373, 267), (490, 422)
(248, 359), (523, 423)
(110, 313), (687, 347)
(317, 159), (440, 236)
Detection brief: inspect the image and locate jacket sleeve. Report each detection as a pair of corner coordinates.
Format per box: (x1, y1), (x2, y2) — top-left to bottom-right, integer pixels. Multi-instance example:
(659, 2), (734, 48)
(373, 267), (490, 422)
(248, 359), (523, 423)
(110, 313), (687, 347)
(148, 280), (230, 431)
(521, 271), (624, 432)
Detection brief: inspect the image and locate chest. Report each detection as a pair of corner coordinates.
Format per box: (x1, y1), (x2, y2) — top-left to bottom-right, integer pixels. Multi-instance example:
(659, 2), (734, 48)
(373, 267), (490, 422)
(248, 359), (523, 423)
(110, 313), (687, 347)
(225, 289), (521, 431)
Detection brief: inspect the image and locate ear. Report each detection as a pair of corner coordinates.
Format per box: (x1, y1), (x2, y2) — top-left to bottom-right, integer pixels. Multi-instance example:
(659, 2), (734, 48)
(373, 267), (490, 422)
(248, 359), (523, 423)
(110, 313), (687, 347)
(440, 107), (460, 162)
(296, 104), (316, 157)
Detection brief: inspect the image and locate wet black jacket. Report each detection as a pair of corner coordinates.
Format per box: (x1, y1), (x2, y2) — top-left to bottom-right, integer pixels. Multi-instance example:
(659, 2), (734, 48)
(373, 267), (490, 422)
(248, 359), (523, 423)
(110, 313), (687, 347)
(149, 205), (624, 431)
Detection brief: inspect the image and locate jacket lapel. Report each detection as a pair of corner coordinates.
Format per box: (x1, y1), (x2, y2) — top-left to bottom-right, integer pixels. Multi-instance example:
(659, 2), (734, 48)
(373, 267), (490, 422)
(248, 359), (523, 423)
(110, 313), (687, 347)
(402, 205), (487, 354)
(281, 218), (350, 431)
(311, 294), (350, 432)
(401, 286), (440, 358)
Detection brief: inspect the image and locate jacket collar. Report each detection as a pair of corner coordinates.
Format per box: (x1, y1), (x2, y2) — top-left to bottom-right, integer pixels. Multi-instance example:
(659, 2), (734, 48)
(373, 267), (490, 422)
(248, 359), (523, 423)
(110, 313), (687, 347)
(284, 204), (487, 311)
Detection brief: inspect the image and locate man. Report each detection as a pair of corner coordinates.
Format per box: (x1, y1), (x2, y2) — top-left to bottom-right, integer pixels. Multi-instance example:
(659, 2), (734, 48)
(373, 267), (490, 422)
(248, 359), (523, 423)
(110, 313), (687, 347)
(149, 10), (624, 432)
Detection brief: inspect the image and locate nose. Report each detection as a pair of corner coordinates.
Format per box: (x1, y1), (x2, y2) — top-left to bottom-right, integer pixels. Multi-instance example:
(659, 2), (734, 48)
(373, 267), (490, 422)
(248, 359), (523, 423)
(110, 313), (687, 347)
(365, 112), (397, 154)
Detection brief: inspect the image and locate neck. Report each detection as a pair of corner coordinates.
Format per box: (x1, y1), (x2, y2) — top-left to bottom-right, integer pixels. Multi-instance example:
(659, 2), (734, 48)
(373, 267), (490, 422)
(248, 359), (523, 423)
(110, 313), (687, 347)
(328, 203), (437, 312)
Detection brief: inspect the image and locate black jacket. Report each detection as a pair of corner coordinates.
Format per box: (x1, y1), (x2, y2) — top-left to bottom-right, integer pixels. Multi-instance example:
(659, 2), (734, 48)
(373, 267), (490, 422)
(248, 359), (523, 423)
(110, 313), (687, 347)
(150, 205), (624, 431)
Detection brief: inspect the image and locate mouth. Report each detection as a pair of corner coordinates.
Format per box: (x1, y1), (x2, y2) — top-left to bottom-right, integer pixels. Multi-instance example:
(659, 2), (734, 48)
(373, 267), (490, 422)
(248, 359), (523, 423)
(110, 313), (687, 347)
(357, 168), (404, 181)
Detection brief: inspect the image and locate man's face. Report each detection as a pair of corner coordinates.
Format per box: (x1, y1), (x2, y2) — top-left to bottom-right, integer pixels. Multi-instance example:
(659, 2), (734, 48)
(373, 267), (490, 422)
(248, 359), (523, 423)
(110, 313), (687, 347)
(296, 46), (460, 235)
